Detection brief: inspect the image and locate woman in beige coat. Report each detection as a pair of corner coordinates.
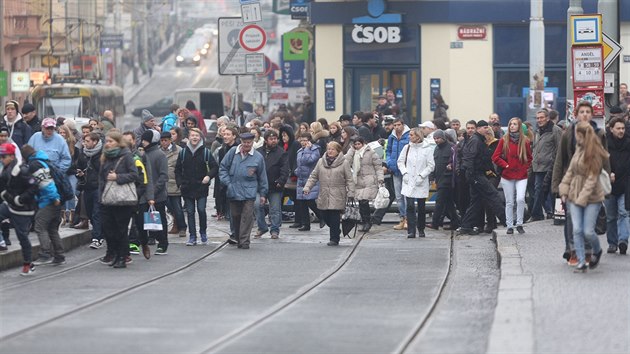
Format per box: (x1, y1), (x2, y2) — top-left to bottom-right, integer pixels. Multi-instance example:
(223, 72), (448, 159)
(345, 136), (384, 232)
(559, 121), (609, 273)
(303, 141), (355, 246)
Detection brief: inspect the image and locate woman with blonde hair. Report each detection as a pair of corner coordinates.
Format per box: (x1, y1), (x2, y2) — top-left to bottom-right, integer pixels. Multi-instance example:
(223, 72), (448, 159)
(559, 121), (609, 272)
(303, 141), (355, 245)
(57, 124), (78, 226)
(329, 121), (342, 144)
(492, 117), (532, 234)
(310, 121), (330, 156)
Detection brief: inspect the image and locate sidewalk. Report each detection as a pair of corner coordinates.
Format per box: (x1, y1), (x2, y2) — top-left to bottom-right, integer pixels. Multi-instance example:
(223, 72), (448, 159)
(489, 220), (630, 353)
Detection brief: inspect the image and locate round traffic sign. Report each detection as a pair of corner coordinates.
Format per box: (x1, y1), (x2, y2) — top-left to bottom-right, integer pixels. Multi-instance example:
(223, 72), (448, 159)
(239, 24), (266, 52)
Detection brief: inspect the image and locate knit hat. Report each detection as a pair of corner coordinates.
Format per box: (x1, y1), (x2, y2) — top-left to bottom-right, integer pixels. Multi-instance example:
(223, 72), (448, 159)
(20, 144), (35, 159)
(476, 120), (489, 127)
(0, 143), (16, 156)
(5, 100), (19, 112)
(433, 129), (446, 140)
(22, 103), (35, 114)
(142, 109), (155, 122)
(141, 129), (160, 144)
(0, 126), (8, 134)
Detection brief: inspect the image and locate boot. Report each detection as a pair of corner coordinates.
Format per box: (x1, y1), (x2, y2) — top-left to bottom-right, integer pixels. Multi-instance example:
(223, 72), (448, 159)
(60, 210), (67, 227)
(112, 256), (126, 269)
(168, 219), (179, 234)
(393, 217), (406, 230)
(363, 222), (372, 233)
(68, 210), (75, 228)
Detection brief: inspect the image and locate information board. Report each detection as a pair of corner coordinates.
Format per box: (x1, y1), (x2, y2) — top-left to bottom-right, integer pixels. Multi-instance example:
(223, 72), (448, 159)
(571, 45), (604, 87)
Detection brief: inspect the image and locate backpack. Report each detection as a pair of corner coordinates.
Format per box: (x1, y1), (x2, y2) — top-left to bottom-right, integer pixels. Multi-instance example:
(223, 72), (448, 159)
(37, 159), (74, 203)
(180, 146), (212, 174)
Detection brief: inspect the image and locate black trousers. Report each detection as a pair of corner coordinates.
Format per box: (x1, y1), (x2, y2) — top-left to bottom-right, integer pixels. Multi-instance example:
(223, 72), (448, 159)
(461, 174), (505, 229)
(406, 197), (426, 235)
(295, 199), (320, 227)
(432, 187), (460, 228)
(321, 209), (341, 242)
(101, 205), (134, 258)
(133, 202), (168, 250)
(456, 173), (470, 217)
(359, 200), (371, 224)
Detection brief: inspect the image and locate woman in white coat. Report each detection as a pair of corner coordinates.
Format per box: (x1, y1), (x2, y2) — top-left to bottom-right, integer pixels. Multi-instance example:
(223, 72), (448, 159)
(398, 128), (435, 238)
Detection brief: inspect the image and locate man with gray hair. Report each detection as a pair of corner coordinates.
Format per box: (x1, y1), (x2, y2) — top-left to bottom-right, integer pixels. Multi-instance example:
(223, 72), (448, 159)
(531, 109), (563, 221)
(133, 110), (156, 148)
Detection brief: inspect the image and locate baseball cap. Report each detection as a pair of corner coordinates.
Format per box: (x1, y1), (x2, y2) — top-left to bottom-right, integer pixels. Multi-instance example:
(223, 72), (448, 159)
(42, 117), (57, 128)
(418, 121), (436, 129)
(0, 143), (16, 156)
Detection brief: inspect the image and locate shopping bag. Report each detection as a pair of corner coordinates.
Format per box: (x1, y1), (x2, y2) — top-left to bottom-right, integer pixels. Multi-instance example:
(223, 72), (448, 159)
(373, 186), (390, 209)
(143, 206), (163, 231)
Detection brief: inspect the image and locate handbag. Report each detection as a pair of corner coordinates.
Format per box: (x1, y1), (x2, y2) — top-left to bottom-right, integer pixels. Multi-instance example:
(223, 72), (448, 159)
(373, 186), (390, 209)
(143, 205), (163, 231)
(342, 199), (361, 221)
(599, 169), (612, 195)
(101, 157), (138, 206)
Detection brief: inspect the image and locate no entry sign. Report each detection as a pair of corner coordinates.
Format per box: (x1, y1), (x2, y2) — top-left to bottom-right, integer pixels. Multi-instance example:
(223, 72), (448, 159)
(239, 24), (267, 52)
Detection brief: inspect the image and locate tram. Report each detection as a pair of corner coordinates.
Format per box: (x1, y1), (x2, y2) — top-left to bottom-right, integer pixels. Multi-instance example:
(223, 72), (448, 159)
(31, 82), (124, 124)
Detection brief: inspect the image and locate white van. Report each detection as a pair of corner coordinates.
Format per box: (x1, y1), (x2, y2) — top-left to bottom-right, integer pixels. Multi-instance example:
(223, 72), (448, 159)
(173, 88), (252, 119)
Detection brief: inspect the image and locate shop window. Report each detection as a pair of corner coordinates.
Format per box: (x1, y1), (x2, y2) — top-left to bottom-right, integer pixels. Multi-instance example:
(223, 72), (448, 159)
(493, 26), (528, 65)
(545, 25), (567, 65)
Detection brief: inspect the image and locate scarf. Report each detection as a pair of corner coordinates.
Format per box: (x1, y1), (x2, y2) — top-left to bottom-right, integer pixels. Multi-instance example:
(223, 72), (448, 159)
(104, 147), (121, 158)
(83, 140), (103, 158)
(352, 145), (368, 184)
(325, 155), (336, 166)
(509, 132), (520, 145)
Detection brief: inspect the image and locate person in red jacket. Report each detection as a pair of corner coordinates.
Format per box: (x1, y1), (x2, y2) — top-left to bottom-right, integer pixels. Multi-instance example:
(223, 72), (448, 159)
(185, 101), (207, 136)
(492, 117), (532, 234)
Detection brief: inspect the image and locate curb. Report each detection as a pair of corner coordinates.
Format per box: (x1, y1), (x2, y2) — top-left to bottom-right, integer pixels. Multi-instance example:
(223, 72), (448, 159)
(0, 230), (93, 271)
(487, 231), (535, 353)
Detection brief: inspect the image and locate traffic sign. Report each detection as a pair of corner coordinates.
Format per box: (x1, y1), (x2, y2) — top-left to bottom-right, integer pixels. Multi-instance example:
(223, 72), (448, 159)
(101, 34), (124, 49)
(241, 2), (262, 23)
(602, 32), (623, 70)
(245, 53), (265, 74)
(218, 17), (248, 75)
(571, 14), (602, 45)
(239, 24), (266, 52)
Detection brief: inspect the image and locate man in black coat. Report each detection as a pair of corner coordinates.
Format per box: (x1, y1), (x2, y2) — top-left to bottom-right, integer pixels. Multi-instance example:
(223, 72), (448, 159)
(254, 130), (288, 239)
(605, 117), (630, 255)
(457, 120), (505, 235)
(1, 100), (32, 148)
(76, 132), (104, 249)
(428, 130), (459, 230)
(21, 103), (40, 133)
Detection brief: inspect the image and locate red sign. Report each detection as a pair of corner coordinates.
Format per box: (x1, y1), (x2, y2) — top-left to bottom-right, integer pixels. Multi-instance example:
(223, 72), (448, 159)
(239, 24), (267, 52)
(457, 26), (487, 40)
(574, 88), (605, 116)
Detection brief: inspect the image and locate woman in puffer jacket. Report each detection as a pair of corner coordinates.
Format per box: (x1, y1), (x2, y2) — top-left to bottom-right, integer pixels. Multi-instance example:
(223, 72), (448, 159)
(398, 128), (435, 238)
(345, 136), (384, 232)
(559, 121), (609, 273)
(293, 132), (322, 231)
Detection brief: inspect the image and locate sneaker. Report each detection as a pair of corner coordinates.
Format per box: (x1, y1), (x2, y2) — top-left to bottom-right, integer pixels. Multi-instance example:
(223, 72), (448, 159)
(33, 257), (53, 266)
(227, 238), (238, 245)
(562, 250), (571, 261)
(125, 256), (133, 264)
(20, 263), (35, 276)
(148, 237), (156, 245)
(607, 245), (618, 254)
(589, 249), (603, 269)
(199, 234), (208, 245)
(89, 239), (103, 249)
(51, 257), (66, 266)
(155, 248), (168, 255)
(100, 254), (115, 265)
(506, 228), (514, 234)
(619, 242), (628, 255)
(0, 244), (7, 251)
(516, 226), (525, 234)
(574, 262), (587, 273)
(186, 236), (197, 246)
(271, 233), (279, 239)
(568, 252), (578, 266)
(254, 229), (268, 238)
(585, 254), (592, 266)
(178, 230), (186, 238)
(407, 234), (416, 238)
(129, 244), (140, 255)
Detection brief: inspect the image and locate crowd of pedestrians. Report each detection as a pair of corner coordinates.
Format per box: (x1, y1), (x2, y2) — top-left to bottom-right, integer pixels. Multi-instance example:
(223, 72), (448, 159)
(1, 89), (630, 276)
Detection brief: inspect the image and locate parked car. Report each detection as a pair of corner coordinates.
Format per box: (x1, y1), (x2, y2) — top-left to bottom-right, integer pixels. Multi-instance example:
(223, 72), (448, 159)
(132, 97), (173, 117)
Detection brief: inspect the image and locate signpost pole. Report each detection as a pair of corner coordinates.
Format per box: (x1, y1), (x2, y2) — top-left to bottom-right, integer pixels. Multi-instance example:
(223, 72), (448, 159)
(528, 0), (545, 122)
(235, 75), (240, 119)
(598, 0), (619, 112)
(566, 0), (583, 120)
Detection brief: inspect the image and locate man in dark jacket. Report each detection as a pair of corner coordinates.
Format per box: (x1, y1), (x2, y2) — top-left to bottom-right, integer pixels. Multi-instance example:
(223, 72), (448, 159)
(428, 130), (460, 230)
(254, 130), (288, 239)
(605, 117), (630, 255)
(175, 128), (218, 246)
(1, 100), (32, 148)
(76, 132), (104, 249)
(458, 120), (505, 235)
(134, 129), (169, 255)
(21, 103), (40, 133)
(531, 109), (563, 221)
(0, 143), (38, 275)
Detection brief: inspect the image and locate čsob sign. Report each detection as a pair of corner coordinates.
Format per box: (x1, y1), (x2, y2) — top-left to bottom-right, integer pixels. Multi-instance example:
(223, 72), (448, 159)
(351, 0), (402, 44)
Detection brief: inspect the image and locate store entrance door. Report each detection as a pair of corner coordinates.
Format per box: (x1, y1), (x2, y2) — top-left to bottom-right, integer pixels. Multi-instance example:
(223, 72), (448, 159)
(346, 68), (419, 126)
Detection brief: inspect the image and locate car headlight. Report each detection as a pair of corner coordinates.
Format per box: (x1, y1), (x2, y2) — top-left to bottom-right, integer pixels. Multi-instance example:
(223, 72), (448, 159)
(193, 55), (201, 61)
(176, 56), (184, 62)
(204, 43), (210, 49)
(200, 48), (208, 55)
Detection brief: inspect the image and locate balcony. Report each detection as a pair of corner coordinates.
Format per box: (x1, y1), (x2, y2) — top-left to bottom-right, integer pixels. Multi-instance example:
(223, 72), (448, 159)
(3, 14), (45, 56)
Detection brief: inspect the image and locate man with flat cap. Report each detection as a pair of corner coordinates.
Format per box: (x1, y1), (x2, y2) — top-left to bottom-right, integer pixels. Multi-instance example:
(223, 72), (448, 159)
(219, 132), (268, 249)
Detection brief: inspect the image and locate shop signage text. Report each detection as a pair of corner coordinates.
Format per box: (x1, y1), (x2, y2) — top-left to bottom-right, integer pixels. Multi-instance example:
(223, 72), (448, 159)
(351, 25), (401, 44)
(457, 26), (486, 40)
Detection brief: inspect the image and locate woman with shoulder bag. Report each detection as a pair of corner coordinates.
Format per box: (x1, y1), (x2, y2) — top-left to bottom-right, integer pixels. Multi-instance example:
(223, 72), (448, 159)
(559, 122), (609, 273)
(303, 142), (355, 246)
(492, 118), (532, 235)
(294, 133), (322, 231)
(345, 136), (384, 232)
(99, 131), (139, 268)
(398, 128), (435, 238)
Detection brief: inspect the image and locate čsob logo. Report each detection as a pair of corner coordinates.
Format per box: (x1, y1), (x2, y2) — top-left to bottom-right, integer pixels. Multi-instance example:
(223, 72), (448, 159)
(352, 0), (402, 24)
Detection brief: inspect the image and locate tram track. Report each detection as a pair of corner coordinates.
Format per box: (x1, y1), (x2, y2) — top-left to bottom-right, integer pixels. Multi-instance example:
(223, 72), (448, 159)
(2, 256), (102, 291)
(0, 240), (229, 343)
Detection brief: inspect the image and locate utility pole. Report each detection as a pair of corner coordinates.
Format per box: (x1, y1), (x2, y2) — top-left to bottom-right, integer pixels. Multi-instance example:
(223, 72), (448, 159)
(114, 0), (122, 87)
(598, 0), (620, 116)
(528, 0), (545, 122)
(566, 0), (583, 120)
(143, 0), (149, 76)
(49, 0), (54, 80)
(0, 0), (4, 73)
(132, 0), (139, 84)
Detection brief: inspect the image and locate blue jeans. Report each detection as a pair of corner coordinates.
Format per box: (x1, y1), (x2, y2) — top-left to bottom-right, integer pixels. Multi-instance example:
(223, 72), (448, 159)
(65, 175), (78, 211)
(184, 197), (207, 237)
(569, 202), (602, 264)
(83, 189), (102, 241)
(392, 174), (406, 217)
(531, 172), (551, 219)
(0, 203), (33, 263)
(254, 191), (282, 235)
(167, 195), (187, 232)
(604, 194), (630, 247)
